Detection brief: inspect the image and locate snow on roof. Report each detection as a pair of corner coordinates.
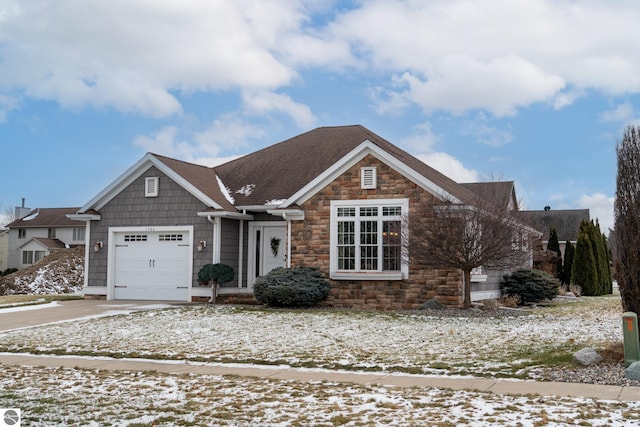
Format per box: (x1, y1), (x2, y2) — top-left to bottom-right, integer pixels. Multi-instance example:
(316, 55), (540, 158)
(265, 199), (286, 206)
(22, 210), (39, 221)
(235, 184), (255, 197)
(216, 175), (234, 204)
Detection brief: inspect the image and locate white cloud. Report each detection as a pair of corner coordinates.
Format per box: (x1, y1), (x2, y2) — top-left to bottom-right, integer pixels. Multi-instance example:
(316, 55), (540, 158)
(133, 115), (265, 166)
(402, 123), (479, 182)
(0, 0), (307, 117)
(329, 0), (640, 116)
(601, 102), (635, 123)
(417, 152), (480, 183)
(242, 91), (315, 127)
(576, 193), (615, 233)
(461, 113), (513, 147)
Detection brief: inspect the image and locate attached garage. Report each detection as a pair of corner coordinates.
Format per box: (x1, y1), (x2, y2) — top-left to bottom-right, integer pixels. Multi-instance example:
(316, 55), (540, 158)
(108, 227), (193, 301)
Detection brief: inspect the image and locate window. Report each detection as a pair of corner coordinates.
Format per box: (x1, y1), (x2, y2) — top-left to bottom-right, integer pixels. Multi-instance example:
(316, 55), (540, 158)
(159, 234), (183, 241)
(73, 227), (85, 241)
(48, 228), (56, 239)
(145, 176), (159, 197)
(124, 234), (148, 242)
(331, 199), (408, 280)
(18, 229), (26, 239)
(360, 167), (377, 189)
(22, 250), (46, 265)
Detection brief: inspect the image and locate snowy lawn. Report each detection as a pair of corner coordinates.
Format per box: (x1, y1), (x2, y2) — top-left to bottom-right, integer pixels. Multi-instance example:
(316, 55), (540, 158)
(0, 293), (623, 379)
(1, 364), (639, 427)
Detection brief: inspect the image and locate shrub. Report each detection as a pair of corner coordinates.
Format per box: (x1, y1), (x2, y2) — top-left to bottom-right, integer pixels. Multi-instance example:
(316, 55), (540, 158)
(500, 268), (560, 305)
(197, 263), (234, 286)
(1, 268), (17, 276)
(253, 267), (330, 307)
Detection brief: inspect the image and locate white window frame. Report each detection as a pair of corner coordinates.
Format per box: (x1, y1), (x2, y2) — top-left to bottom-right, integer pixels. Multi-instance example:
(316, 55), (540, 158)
(360, 167), (377, 189)
(73, 227), (85, 241)
(145, 177), (159, 197)
(330, 199), (408, 280)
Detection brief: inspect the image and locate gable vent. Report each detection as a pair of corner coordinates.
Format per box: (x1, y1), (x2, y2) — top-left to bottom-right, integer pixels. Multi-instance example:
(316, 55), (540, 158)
(361, 167), (377, 190)
(145, 177), (159, 197)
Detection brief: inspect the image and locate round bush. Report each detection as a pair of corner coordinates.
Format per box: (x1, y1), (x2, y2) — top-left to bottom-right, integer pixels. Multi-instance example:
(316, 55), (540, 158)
(253, 267), (330, 307)
(500, 268), (560, 305)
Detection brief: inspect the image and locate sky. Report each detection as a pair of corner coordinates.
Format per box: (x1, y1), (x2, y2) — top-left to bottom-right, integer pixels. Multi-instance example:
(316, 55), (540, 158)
(1, 0), (639, 233)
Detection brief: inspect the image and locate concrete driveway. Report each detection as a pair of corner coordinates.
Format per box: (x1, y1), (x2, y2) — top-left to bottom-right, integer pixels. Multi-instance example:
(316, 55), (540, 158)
(0, 299), (180, 332)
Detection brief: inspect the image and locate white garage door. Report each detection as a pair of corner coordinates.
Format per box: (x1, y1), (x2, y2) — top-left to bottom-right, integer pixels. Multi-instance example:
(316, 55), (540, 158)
(113, 231), (190, 301)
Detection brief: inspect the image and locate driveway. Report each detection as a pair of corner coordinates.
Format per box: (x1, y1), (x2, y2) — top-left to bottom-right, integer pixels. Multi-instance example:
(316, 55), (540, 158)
(0, 299), (179, 332)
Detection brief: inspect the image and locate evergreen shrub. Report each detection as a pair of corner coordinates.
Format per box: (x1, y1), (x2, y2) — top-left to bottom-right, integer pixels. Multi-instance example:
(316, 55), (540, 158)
(500, 268), (560, 305)
(253, 267), (330, 307)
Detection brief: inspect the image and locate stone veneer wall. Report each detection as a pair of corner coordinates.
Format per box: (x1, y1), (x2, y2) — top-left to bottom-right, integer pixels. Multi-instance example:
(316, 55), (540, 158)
(290, 154), (464, 309)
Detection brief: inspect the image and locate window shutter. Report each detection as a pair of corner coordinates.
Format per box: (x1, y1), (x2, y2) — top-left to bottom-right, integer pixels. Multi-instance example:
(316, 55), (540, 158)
(361, 167), (376, 189)
(145, 177), (159, 197)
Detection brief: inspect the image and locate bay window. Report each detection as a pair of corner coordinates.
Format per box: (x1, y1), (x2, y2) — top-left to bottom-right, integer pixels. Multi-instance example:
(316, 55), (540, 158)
(331, 199), (408, 280)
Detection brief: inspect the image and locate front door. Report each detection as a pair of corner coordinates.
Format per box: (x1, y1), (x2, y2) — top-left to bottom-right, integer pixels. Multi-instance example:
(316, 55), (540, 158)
(262, 226), (287, 274)
(248, 223), (287, 287)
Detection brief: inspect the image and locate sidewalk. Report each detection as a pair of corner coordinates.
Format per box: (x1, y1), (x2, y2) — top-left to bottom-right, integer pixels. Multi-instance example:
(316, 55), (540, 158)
(1, 352), (639, 402)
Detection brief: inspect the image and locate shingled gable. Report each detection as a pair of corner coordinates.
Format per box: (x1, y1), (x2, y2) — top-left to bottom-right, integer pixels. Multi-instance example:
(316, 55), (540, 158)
(460, 181), (518, 212)
(214, 125), (479, 208)
(77, 152), (235, 214)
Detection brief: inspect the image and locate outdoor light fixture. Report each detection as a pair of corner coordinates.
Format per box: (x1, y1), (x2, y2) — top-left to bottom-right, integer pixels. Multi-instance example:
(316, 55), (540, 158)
(197, 240), (206, 252)
(94, 241), (103, 252)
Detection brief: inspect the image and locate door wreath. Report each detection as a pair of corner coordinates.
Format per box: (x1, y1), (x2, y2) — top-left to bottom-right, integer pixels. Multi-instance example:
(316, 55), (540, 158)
(270, 237), (281, 256)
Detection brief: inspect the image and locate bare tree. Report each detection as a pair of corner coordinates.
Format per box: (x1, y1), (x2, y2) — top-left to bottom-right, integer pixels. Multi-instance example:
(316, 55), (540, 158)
(0, 205), (15, 227)
(613, 125), (640, 314)
(405, 187), (539, 308)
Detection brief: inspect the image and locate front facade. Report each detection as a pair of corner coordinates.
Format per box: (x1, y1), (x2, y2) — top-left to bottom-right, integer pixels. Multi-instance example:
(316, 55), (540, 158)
(73, 125), (536, 308)
(6, 207), (84, 269)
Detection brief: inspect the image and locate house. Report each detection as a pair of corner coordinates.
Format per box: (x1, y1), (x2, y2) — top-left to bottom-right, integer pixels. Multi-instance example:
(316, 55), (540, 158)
(0, 228), (8, 272)
(71, 125), (537, 308)
(516, 208), (590, 258)
(6, 206), (84, 269)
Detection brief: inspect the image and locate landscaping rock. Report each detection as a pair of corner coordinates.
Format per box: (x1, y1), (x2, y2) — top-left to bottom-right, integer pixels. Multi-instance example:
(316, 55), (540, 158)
(573, 348), (603, 366)
(480, 299), (498, 311)
(625, 361), (640, 380)
(419, 299), (444, 310)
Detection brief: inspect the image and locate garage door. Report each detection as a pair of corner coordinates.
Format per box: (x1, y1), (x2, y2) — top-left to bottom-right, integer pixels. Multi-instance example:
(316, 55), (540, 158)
(113, 231), (190, 301)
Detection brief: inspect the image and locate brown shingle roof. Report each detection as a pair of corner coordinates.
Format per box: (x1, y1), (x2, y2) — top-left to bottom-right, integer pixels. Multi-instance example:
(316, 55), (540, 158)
(516, 209), (590, 242)
(214, 125), (478, 206)
(7, 207), (81, 228)
(461, 181), (517, 212)
(151, 154), (237, 211)
(31, 238), (69, 249)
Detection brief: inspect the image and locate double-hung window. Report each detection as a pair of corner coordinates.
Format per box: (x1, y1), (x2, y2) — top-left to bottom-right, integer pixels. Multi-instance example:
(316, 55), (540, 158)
(330, 199), (408, 280)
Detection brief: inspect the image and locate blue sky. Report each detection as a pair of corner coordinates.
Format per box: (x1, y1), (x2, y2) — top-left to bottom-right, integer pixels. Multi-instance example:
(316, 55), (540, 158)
(1, 0), (638, 232)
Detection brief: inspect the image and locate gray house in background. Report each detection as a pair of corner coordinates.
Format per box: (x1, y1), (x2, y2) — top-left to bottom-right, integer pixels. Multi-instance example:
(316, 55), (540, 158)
(6, 206), (84, 269)
(517, 208), (590, 258)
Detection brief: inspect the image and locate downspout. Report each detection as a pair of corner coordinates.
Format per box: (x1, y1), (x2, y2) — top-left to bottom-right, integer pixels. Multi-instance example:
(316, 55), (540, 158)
(282, 212), (292, 268)
(238, 219), (244, 288)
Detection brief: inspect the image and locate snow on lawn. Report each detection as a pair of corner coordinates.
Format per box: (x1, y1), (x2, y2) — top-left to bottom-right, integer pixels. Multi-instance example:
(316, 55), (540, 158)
(0, 294), (624, 378)
(1, 364), (638, 426)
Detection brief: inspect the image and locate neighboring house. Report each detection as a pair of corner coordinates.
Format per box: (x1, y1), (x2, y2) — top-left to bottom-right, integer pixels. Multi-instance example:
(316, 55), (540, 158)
(6, 207), (84, 269)
(70, 125), (537, 308)
(0, 228), (8, 271)
(460, 181), (526, 300)
(517, 208), (590, 258)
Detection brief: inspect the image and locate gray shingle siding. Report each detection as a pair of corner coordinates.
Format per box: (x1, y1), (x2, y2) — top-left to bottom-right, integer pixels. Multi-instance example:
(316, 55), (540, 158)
(87, 167), (213, 287)
(219, 218), (240, 288)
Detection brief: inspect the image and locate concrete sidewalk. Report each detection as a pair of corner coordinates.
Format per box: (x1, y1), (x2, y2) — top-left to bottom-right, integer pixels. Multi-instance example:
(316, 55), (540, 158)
(1, 352), (639, 402)
(0, 299), (179, 332)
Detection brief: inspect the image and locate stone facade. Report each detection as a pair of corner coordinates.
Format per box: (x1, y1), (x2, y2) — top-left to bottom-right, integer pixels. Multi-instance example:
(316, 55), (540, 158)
(290, 154), (464, 309)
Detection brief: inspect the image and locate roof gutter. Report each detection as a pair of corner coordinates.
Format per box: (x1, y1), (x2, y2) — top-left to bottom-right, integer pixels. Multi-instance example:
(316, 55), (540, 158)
(197, 211), (254, 220)
(67, 213), (102, 221)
